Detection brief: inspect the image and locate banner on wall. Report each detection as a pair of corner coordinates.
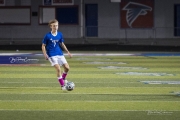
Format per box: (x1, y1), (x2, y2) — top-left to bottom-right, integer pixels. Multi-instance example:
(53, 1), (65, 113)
(43, 0), (74, 5)
(121, 0), (154, 28)
(52, 0), (74, 5)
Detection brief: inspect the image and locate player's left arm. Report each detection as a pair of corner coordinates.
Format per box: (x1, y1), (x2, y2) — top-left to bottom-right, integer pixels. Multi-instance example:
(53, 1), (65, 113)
(60, 42), (72, 58)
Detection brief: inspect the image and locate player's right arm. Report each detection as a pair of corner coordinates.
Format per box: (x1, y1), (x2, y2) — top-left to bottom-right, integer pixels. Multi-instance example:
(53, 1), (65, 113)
(42, 44), (48, 60)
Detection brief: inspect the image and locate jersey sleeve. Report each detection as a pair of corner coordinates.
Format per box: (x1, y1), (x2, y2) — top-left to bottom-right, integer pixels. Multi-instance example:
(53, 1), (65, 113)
(42, 34), (48, 45)
(59, 32), (64, 43)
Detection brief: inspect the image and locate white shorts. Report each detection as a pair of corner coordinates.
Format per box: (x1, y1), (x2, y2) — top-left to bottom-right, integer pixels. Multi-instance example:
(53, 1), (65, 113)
(48, 55), (67, 66)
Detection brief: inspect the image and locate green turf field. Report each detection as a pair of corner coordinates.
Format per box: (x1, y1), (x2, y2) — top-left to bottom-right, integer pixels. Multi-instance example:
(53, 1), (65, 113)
(0, 52), (180, 120)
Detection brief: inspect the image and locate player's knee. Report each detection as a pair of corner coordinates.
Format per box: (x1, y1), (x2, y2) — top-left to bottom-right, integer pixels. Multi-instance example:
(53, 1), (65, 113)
(64, 64), (70, 72)
(65, 66), (70, 72)
(66, 66), (70, 72)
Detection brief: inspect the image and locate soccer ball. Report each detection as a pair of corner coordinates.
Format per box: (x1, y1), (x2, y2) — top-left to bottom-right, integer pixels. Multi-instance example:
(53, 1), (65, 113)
(66, 81), (75, 91)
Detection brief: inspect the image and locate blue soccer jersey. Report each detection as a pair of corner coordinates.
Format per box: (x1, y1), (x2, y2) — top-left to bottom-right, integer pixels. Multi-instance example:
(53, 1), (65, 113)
(42, 32), (64, 57)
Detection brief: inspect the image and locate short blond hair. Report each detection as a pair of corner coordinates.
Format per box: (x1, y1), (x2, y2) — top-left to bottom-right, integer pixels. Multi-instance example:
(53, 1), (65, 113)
(48, 19), (58, 26)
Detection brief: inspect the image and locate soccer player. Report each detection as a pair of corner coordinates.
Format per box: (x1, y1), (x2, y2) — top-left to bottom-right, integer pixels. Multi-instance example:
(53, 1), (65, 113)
(42, 19), (72, 90)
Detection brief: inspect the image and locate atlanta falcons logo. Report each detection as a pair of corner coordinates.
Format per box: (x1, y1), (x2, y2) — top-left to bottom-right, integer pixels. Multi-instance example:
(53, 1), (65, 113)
(123, 2), (152, 28)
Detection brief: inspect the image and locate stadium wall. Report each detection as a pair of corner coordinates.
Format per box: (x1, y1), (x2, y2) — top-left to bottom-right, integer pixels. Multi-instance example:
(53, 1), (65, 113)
(0, 0), (180, 48)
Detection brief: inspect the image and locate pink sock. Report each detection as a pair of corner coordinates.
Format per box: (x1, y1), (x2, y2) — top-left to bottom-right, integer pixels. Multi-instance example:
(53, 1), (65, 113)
(62, 73), (67, 80)
(58, 78), (64, 87)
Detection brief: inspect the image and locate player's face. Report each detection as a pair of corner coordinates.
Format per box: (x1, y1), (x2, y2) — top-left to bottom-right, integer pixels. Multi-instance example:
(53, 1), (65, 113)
(50, 22), (58, 32)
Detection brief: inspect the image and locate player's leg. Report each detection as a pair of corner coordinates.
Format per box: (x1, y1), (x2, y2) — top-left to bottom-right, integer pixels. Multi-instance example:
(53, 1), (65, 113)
(54, 64), (65, 87)
(58, 56), (70, 80)
(49, 56), (65, 88)
(62, 63), (70, 80)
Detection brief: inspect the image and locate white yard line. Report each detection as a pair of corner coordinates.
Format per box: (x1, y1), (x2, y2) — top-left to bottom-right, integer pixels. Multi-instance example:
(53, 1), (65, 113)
(0, 109), (179, 112)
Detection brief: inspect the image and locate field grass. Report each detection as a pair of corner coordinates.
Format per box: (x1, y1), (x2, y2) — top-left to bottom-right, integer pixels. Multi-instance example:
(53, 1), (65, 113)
(0, 51), (180, 120)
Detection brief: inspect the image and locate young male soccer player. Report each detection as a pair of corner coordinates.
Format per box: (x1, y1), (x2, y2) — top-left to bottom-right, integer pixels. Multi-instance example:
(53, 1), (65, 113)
(42, 19), (72, 90)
